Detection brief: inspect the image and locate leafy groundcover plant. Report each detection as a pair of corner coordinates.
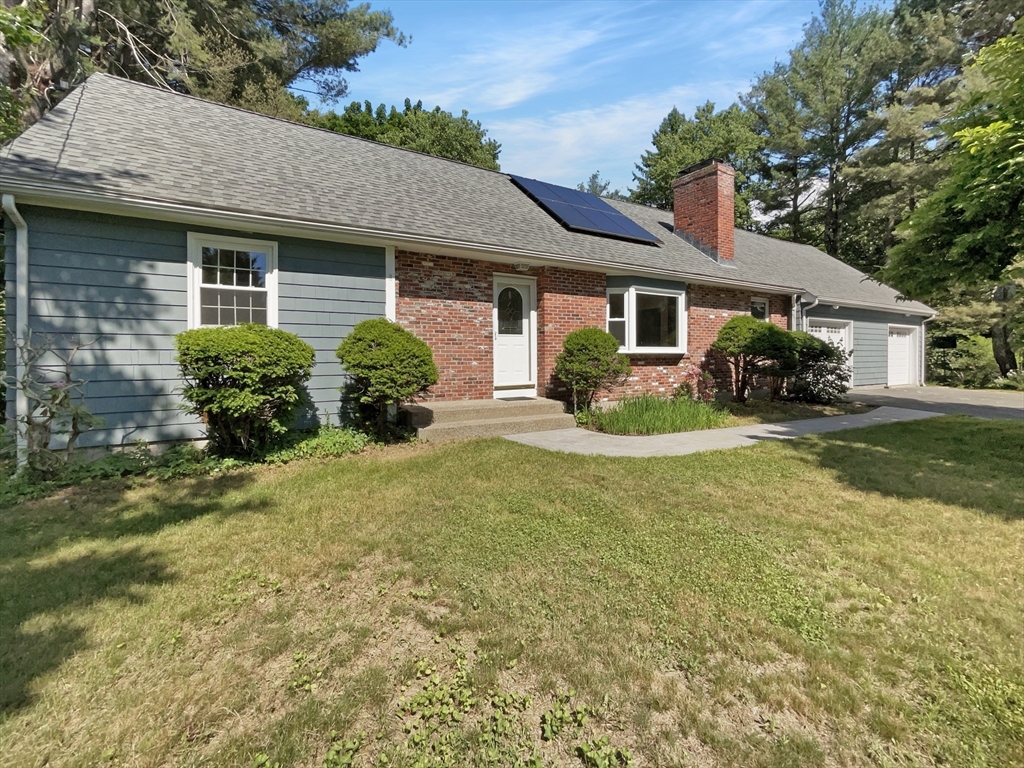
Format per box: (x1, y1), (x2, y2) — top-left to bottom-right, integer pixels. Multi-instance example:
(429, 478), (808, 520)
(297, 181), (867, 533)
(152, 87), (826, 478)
(0, 424), (372, 508)
(589, 394), (729, 436)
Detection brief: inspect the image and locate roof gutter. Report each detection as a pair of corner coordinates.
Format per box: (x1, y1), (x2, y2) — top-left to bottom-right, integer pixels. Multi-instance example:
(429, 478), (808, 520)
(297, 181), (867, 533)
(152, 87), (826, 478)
(1, 194), (29, 465)
(805, 295), (935, 318)
(1, 178), (807, 296)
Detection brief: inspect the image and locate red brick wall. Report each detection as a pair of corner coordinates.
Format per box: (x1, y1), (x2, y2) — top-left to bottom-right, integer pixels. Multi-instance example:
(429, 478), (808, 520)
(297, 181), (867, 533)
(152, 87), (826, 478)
(535, 267), (606, 398)
(395, 248), (790, 402)
(395, 250), (604, 400)
(686, 286), (791, 387)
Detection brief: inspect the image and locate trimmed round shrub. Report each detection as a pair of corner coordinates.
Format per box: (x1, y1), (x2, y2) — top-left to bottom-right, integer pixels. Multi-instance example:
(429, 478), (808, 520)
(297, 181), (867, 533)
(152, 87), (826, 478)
(336, 319), (438, 433)
(711, 315), (797, 403)
(554, 327), (631, 411)
(789, 331), (852, 404)
(175, 324), (315, 456)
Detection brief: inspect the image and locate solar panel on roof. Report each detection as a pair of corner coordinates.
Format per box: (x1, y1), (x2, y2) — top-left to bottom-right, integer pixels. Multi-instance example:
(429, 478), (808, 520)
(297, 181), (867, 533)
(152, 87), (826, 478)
(509, 174), (660, 245)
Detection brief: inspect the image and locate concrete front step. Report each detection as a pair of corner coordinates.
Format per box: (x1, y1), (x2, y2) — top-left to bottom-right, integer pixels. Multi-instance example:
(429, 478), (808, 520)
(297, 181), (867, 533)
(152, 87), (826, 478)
(402, 397), (569, 428)
(415, 412), (577, 442)
(400, 397), (576, 442)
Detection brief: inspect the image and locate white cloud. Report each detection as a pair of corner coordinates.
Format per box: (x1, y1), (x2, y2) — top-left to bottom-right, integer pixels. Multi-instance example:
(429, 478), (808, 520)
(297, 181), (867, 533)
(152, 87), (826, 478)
(351, 1), (708, 115)
(490, 81), (748, 191)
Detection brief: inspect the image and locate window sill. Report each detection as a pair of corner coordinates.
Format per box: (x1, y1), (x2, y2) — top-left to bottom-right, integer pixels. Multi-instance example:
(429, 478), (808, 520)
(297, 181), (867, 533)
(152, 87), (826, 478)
(619, 348), (688, 356)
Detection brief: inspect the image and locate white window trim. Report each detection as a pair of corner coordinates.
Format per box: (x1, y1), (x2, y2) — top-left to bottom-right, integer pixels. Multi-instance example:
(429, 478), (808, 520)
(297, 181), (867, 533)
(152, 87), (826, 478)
(606, 285), (687, 355)
(807, 319), (853, 352)
(750, 296), (770, 321)
(187, 232), (279, 329)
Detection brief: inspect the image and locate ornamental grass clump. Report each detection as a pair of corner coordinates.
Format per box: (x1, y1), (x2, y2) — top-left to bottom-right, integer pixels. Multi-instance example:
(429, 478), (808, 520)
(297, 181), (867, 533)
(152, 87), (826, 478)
(336, 318), (438, 435)
(590, 394), (729, 435)
(176, 324), (315, 456)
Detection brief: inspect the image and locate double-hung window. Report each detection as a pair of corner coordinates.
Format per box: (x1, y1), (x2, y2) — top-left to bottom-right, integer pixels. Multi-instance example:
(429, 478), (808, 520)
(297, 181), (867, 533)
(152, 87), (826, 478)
(606, 286), (686, 354)
(750, 297), (769, 321)
(187, 233), (279, 328)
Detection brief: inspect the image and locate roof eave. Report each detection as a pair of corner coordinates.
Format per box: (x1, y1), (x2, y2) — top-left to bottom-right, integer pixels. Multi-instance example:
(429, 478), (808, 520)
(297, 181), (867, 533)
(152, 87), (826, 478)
(0, 177), (809, 295)
(808, 295), (936, 317)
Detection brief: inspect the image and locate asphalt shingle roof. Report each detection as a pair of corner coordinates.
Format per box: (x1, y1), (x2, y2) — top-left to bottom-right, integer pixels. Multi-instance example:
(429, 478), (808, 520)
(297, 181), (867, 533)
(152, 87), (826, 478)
(0, 74), (932, 315)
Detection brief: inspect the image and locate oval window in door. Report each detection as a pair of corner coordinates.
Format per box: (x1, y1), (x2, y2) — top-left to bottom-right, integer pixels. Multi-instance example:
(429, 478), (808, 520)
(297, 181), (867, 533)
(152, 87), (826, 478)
(498, 287), (524, 334)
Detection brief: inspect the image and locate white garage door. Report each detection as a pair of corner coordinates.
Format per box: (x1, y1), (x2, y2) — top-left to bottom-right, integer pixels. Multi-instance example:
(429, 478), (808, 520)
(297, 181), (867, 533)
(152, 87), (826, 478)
(887, 327), (914, 386)
(808, 322), (850, 352)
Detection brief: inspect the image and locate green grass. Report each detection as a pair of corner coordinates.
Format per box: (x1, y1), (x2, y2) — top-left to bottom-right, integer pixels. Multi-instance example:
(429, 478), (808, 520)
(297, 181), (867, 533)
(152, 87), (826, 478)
(589, 394), (731, 434)
(723, 398), (870, 426)
(1, 416), (1022, 767)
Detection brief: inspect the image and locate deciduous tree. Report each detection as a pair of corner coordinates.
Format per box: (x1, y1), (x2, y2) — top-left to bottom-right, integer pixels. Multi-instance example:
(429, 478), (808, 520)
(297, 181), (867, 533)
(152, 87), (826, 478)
(313, 98), (501, 170)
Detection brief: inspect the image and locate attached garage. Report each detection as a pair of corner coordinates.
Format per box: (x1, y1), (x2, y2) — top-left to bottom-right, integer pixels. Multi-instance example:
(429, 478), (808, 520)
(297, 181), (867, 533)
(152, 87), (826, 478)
(802, 305), (929, 387)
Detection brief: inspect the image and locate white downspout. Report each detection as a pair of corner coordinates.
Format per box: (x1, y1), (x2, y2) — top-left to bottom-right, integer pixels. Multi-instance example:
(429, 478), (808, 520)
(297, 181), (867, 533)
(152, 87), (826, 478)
(2, 194), (28, 464)
(801, 295), (820, 332)
(920, 314), (936, 386)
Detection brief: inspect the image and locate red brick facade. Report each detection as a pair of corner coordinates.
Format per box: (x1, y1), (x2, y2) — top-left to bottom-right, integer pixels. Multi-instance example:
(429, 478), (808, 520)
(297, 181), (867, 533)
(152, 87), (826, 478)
(395, 250), (605, 400)
(395, 249), (791, 402)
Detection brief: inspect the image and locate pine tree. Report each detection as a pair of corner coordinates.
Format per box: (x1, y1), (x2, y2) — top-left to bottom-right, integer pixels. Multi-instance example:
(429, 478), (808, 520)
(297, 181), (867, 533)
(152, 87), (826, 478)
(630, 102), (760, 226)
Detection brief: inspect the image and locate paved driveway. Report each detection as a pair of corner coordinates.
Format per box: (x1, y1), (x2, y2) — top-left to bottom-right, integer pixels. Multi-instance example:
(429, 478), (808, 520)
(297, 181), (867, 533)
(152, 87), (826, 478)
(845, 385), (1023, 421)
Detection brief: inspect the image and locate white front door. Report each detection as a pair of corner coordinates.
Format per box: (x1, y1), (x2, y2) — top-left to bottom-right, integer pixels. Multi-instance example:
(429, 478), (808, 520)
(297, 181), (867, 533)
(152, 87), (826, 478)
(888, 327), (914, 386)
(493, 277), (535, 394)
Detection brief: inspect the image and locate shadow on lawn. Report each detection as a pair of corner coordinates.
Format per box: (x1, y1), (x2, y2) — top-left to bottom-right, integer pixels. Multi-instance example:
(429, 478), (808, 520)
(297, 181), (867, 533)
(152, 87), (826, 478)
(0, 471), (264, 713)
(791, 416), (1024, 521)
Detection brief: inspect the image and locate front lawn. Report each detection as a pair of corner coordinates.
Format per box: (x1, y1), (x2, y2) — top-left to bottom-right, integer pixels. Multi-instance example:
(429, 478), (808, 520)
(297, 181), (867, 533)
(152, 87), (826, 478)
(2, 416), (1022, 767)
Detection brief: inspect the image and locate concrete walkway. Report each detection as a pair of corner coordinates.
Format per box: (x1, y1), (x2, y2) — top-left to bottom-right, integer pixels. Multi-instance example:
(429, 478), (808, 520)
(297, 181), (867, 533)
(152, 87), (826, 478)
(505, 406), (941, 458)
(845, 385), (1023, 421)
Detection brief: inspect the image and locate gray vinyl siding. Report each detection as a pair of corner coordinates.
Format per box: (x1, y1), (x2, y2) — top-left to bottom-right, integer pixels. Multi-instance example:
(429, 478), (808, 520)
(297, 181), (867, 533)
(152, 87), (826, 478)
(804, 305), (925, 386)
(4, 206), (385, 447)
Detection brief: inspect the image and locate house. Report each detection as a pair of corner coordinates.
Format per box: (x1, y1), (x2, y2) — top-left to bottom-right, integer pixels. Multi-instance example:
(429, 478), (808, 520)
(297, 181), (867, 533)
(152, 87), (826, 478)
(1, 74), (934, 447)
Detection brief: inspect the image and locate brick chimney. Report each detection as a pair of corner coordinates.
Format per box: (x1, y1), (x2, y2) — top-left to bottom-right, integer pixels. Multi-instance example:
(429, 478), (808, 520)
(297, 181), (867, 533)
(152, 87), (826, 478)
(671, 159), (735, 262)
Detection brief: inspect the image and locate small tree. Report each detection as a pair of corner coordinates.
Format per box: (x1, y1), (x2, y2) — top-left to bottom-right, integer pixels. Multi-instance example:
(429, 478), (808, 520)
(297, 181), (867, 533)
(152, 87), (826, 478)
(176, 325), (315, 456)
(3, 331), (103, 476)
(789, 332), (852, 404)
(336, 319), (438, 434)
(711, 316), (796, 403)
(554, 328), (631, 411)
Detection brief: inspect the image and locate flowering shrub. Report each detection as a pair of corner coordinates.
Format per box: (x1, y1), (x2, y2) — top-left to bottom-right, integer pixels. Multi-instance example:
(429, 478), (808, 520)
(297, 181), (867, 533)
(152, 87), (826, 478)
(673, 363), (718, 403)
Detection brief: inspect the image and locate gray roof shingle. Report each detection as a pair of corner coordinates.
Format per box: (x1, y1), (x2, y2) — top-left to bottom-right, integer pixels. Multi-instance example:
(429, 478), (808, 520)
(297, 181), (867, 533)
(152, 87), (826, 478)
(0, 74), (932, 315)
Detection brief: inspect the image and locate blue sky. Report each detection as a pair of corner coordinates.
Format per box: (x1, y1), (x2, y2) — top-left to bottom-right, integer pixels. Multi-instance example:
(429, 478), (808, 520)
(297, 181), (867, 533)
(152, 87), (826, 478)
(306, 0), (818, 192)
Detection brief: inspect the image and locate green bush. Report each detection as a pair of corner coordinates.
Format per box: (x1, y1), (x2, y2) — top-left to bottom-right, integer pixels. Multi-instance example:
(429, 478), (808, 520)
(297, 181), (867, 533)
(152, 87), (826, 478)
(711, 316), (797, 403)
(336, 318), (438, 434)
(789, 332), (852, 404)
(176, 324), (315, 456)
(554, 327), (631, 411)
(589, 394), (729, 435)
(992, 370), (1024, 390)
(927, 335), (1002, 388)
